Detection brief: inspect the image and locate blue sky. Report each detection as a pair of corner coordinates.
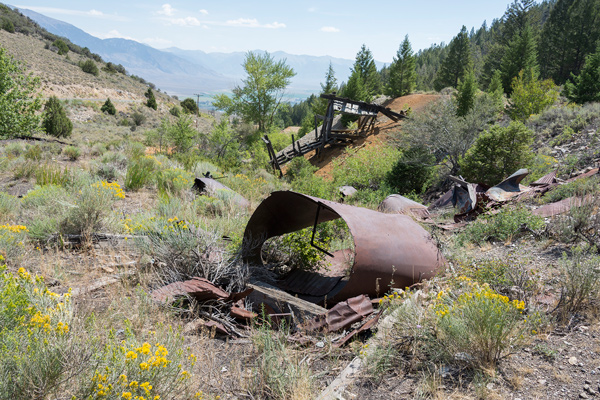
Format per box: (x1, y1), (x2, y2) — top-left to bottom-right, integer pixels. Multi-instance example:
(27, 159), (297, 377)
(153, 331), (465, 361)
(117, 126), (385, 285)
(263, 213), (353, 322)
(15, 1), (515, 62)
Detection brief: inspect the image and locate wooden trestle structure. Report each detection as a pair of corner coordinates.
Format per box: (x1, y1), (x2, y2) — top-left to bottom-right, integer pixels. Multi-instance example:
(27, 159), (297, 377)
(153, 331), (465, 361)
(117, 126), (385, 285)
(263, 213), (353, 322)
(263, 94), (408, 176)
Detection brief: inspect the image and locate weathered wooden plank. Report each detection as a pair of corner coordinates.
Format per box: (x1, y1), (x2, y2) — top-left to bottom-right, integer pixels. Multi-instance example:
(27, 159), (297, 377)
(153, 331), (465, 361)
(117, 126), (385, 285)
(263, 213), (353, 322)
(247, 280), (327, 321)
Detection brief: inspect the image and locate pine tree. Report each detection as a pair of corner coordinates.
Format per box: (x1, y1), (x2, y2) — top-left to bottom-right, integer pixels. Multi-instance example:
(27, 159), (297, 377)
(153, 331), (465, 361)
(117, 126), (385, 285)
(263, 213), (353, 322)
(387, 35), (417, 97)
(353, 44), (382, 99)
(500, 24), (538, 93)
(435, 26), (472, 90)
(313, 63), (338, 117)
(101, 98), (116, 115)
(455, 69), (477, 117)
(145, 88), (157, 110)
(342, 64), (368, 102)
(488, 70), (504, 110)
(42, 96), (72, 138)
(564, 45), (600, 104)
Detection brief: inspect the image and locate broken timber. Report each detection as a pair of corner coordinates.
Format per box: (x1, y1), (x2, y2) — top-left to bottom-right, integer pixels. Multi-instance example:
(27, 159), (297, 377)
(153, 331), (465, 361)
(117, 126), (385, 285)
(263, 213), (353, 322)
(266, 94), (407, 172)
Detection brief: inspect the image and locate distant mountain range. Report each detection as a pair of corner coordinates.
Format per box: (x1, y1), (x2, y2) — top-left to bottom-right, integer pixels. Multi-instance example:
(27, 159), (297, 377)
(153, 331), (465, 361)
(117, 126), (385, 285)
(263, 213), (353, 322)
(16, 7), (382, 101)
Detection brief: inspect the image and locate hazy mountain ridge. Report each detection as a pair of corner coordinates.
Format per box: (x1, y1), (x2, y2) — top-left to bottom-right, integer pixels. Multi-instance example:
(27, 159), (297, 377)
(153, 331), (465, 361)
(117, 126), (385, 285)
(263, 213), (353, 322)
(16, 7), (383, 99)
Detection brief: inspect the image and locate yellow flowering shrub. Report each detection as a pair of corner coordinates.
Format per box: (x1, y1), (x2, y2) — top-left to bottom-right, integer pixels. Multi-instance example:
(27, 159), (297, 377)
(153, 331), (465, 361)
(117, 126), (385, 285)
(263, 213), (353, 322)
(434, 280), (527, 367)
(92, 180), (126, 200)
(81, 327), (197, 400)
(156, 168), (192, 196)
(0, 260), (75, 398)
(0, 224), (28, 262)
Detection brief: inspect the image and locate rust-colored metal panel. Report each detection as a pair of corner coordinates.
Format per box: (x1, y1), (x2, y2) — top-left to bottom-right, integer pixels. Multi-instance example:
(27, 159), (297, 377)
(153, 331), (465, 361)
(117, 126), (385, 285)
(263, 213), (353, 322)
(304, 294), (374, 332)
(531, 170), (558, 186)
(150, 277), (229, 303)
(242, 191), (445, 303)
(485, 168), (531, 202)
(533, 195), (594, 217)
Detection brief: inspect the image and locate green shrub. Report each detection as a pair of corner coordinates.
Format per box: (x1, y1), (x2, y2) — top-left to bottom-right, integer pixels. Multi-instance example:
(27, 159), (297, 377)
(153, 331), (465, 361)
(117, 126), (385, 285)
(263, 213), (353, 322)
(94, 163), (119, 181)
(52, 39), (69, 55)
(62, 145), (80, 160)
(34, 164), (72, 186)
(42, 96), (73, 138)
(0, 224), (28, 263)
(131, 111), (146, 127)
(125, 157), (156, 191)
(79, 59), (98, 76)
(101, 98), (116, 115)
(2, 18), (14, 33)
(24, 144), (42, 160)
(459, 206), (544, 244)
(4, 142), (23, 158)
(459, 122), (534, 186)
(507, 70), (559, 121)
(557, 248), (600, 322)
(59, 182), (118, 238)
(285, 157), (333, 199)
(102, 151), (128, 168)
(180, 98), (198, 114)
(0, 265), (77, 398)
(262, 227), (332, 273)
(169, 105), (181, 117)
(543, 176), (599, 204)
(0, 193), (19, 223)
(434, 282), (526, 368)
(386, 146), (434, 195)
(156, 168), (193, 196)
(12, 159), (37, 179)
(332, 145), (400, 190)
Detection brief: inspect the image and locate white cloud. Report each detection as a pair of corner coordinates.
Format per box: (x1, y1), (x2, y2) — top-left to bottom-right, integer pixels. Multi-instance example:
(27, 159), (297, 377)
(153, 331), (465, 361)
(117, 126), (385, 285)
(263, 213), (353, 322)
(170, 16), (201, 26)
(199, 9), (208, 15)
(101, 29), (136, 40)
(89, 9), (103, 16)
(321, 26), (340, 33)
(308, 7), (317, 12)
(225, 18), (285, 29)
(157, 4), (175, 16)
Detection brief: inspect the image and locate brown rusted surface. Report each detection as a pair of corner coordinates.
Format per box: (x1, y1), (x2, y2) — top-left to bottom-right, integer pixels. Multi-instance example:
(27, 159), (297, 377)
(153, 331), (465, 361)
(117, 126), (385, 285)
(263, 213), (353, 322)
(230, 305), (258, 320)
(378, 194), (431, 221)
(192, 177), (250, 208)
(334, 312), (381, 347)
(566, 167), (599, 182)
(150, 277), (230, 303)
(305, 295), (374, 332)
(533, 195), (594, 217)
(242, 191), (445, 303)
(531, 170), (558, 186)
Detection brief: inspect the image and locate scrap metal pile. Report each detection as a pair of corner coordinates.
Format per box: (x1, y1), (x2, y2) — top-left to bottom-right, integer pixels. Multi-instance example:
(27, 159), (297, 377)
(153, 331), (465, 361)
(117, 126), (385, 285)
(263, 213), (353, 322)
(150, 165), (597, 342)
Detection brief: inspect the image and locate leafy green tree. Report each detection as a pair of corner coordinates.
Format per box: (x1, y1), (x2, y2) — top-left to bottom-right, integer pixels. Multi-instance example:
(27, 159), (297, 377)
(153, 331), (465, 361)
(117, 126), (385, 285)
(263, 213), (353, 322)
(79, 59), (98, 76)
(145, 88), (157, 110)
(563, 45), (600, 104)
(386, 35), (417, 97)
(213, 51), (295, 132)
(0, 48), (42, 138)
(342, 64), (369, 102)
(42, 96), (72, 138)
(2, 18), (14, 33)
(455, 69), (477, 117)
(166, 115), (196, 153)
(500, 24), (538, 93)
(52, 39), (69, 56)
(506, 70), (559, 121)
(353, 44), (382, 98)
(180, 98), (198, 114)
(386, 146), (435, 195)
(435, 26), (472, 90)
(459, 121), (534, 186)
(101, 98), (116, 115)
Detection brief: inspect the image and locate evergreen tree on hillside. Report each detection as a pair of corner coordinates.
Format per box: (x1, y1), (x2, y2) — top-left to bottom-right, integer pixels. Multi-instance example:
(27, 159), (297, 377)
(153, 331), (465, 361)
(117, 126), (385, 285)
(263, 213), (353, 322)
(564, 45), (600, 104)
(455, 69), (477, 117)
(488, 70), (505, 110)
(101, 98), (116, 115)
(434, 26), (472, 90)
(500, 24), (538, 93)
(386, 35), (417, 97)
(342, 64), (369, 102)
(352, 45), (382, 99)
(145, 88), (157, 110)
(43, 96), (72, 138)
(540, 0), (600, 84)
(313, 63), (338, 117)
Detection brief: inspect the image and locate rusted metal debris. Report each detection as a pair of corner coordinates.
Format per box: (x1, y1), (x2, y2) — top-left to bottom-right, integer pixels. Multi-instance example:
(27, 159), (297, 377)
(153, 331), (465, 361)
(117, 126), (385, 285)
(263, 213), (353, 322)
(192, 177), (250, 208)
(150, 277), (230, 303)
(304, 294), (373, 332)
(533, 195), (596, 217)
(378, 194), (431, 222)
(242, 191), (445, 303)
